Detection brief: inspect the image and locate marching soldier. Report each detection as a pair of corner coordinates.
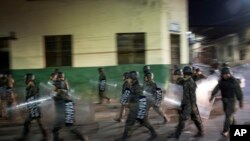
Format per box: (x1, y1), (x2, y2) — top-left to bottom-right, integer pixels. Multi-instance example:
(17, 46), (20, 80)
(52, 72), (88, 141)
(16, 73), (49, 141)
(114, 72), (130, 122)
(97, 67), (110, 104)
(168, 66), (204, 139)
(209, 67), (243, 137)
(117, 71), (157, 141)
(144, 72), (168, 124)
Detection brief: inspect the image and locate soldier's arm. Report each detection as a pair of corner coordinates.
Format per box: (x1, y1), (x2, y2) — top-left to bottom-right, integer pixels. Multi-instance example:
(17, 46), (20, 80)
(210, 83), (220, 102)
(65, 80), (69, 90)
(234, 79), (243, 108)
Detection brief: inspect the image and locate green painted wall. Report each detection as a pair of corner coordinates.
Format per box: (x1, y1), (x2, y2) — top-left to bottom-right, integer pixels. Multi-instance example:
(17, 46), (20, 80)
(12, 64), (171, 101)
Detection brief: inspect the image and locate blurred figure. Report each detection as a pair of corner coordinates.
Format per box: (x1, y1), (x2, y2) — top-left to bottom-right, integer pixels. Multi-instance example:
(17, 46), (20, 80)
(168, 66), (204, 139)
(114, 72), (130, 122)
(209, 67), (243, 137)
(15, 73), (49, 141)
(144, 72), (168, 124)
(52, 72), (88, 141)
(117, 71), (157, 141)
(5, 86), (15, 120)
(192, 68), (207, 82)
(173, 69), (184, 85)
(0, 73), (7, 118)
(97, 67), (110, 104)
(143, 65), (151, 75)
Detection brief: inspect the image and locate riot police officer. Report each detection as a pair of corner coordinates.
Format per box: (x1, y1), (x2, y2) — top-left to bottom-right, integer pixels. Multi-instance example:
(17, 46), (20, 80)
(173, 69), (184, 86)
(209, 67), (243, 137)
(52, 72), (88, 141)
(117, 71), (157, 141)
(97, 67), (110, 104)
(16, 73), (49, 141)
(168, 66), (204, 139)
(114, 72), (130, 122)
(144, 72), (168, 124)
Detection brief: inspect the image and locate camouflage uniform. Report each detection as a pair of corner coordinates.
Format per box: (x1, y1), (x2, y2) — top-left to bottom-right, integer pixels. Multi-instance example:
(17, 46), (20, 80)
(170, 76), (204, 138)
(211, 76), (243, 134)
(98, 71), (110, 104)
(18, 81), (48, 141)
(143, 80), (167, 123)
(122, 80), (157, 140)
(53, 78), (87, 141)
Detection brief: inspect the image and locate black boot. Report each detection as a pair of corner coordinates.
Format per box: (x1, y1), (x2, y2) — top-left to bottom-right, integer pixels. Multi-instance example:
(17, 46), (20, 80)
(167, 133), (180, 139)
(193, 132), (204, 137)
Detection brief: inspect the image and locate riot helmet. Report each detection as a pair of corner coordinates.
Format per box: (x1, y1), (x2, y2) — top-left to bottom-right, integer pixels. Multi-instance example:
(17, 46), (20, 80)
(183, 66), (193, 75)
(128, 71), (139, 80)
(57, 72), (65, 79)
(221, 67), (231, 75)
(143, 65), (151, 74)
(145, 72), (154, 80)
(25, 73), (35, 84)
(98, 67), (104, 73)
(123, 72), (129, 80)
(174, 69), (182, 76)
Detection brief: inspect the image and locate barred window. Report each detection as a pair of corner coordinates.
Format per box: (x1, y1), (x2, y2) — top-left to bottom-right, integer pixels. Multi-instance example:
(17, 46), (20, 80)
(44, 35), (72, 67)
(116, 33), (145, 64)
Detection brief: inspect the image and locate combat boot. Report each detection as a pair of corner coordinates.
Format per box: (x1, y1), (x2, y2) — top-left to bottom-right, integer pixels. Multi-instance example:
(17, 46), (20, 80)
(193, 131), (204, 137)
(167, 133), (180, 139)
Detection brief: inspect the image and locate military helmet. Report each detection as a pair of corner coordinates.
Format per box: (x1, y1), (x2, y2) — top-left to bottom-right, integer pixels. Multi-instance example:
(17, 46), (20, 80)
(145, 72), (154, 80)
(98, 67), (104, 73)
(25, 73), (35, 83)
(57, 72), (65, 79)
(128, 71), (139, 80)
(143, 65), (151, 73)
(123, 72), (129, 79)
(183, 66), (193, 75)
(221, 67), (231, 75)
(174, 69), (182, 76)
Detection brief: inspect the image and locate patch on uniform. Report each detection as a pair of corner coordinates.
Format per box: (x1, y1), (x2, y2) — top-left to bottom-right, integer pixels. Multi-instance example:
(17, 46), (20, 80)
(137, 96), (147, 119)
(155, 88), (163, 106)
(65, 101), (75, 125)
(100, 80), (106, 91)
(27, 96), (41, 118)
(120, 88), (131, 105)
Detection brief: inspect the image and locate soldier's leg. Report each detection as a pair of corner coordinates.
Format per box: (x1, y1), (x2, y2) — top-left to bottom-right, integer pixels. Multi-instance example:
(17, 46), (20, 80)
(1, 100), (7, 118)
(141, 119), (157, 138)
(101, 91), (110, 102)
(36, 118), (49, 139)
(153, 105), (168, 124)
(222, 99), (235, 134)
(191, 108), (204, 137)
(98, 91), (103, 104)
(68, 126), (88, 141)
(7, 101), (12, 119)
(223, 112), (234, 133)
(122, 118), (136, 139)
(168, 112), (188, 139)
(20, 117), (32, 140)
(115, 105), (125, 122)
(52, 121), (63, 141)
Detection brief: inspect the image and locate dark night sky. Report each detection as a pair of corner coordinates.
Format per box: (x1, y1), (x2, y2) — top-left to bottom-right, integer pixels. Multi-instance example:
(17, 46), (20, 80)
(188, 0), (250, 41)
